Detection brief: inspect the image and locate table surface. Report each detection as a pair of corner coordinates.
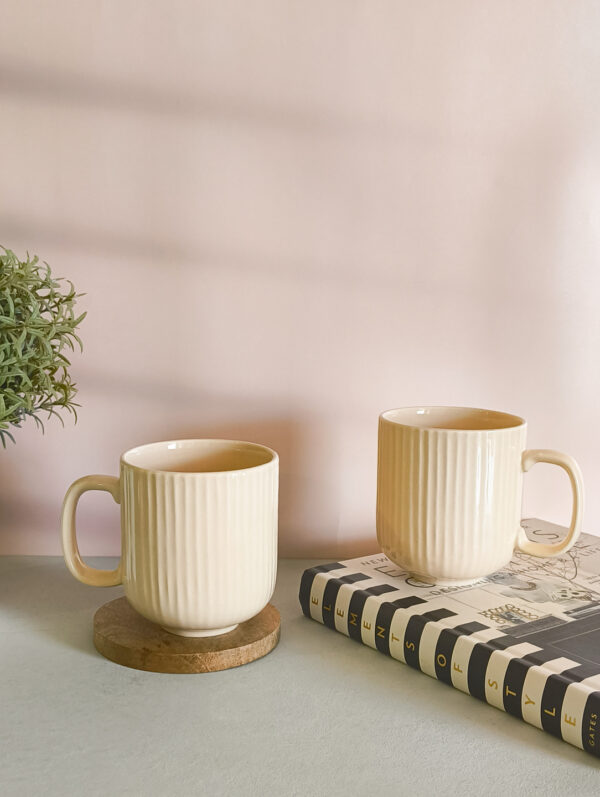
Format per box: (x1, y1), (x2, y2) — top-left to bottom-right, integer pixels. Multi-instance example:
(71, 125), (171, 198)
(2, 556), (600, 797)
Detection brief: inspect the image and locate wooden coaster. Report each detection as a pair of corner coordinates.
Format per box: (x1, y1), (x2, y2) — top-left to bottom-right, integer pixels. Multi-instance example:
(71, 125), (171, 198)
(93, 597), (280, 673)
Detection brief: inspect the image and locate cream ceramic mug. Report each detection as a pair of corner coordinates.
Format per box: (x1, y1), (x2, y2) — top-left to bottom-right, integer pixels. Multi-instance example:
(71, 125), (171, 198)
(61, 439), (278, 636)
(377, 407), (584, 585)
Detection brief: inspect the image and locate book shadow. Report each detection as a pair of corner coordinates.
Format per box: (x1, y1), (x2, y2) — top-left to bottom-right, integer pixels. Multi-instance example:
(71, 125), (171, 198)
(289, 610), (600, 770)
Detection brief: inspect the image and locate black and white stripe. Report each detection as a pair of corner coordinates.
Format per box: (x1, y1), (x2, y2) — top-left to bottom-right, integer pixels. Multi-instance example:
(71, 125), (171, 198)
(299, 560), (600, 757)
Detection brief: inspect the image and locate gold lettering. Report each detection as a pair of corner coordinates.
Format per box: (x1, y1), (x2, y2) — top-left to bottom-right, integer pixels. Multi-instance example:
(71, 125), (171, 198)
(487, 679), (498, 691)
(376, 626), (386, 639)
(453, 663), (463, 674)
(363, 621), (371, 631)
(391, 633), (399, 642)
(311, 597), (318, 605)
(323, 604), (331, 612)
(436, 654), (447, 668)
(564, 714), (577, 727)
(544, 706), (556, 717)
(405, 640), (415, 651)
(505, 686), (516, 697)
(349, 612), (358, 626)
(336, 608), (345, 618)
(524, 694), (535, 706)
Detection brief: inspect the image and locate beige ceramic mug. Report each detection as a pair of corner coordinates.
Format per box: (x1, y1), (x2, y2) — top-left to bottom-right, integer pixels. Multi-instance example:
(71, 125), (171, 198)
(61, 439), (278, 636)
(377, 407), (584, 585)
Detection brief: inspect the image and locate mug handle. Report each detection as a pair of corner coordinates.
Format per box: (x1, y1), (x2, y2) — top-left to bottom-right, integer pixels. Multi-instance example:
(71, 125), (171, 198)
(61, 475), (122, 586)
(516, 449), (584, 557)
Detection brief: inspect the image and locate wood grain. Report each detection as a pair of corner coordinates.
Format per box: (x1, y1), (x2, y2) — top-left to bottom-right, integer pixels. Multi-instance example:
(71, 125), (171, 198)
(93, 598), (280, 673)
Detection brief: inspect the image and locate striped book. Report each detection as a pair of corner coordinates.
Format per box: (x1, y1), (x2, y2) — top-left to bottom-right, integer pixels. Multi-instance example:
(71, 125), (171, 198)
(299, 519), (600, 757)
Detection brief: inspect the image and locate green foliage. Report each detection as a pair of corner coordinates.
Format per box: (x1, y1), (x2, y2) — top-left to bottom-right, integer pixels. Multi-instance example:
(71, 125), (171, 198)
(0, 247), (86, 446)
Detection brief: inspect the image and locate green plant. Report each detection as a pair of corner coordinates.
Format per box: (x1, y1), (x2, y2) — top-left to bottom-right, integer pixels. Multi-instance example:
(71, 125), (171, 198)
(0, 247), (86, 446)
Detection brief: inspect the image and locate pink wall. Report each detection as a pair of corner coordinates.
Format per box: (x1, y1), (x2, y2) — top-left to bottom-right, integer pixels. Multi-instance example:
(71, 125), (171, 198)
(1, 1), (599, 556)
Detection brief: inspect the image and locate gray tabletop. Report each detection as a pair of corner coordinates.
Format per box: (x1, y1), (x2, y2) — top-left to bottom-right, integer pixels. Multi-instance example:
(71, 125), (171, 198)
(1, 556), (599, 796)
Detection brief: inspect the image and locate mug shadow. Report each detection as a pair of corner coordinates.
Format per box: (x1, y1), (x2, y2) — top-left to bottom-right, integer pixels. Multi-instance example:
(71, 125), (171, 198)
(164, 412), (356, 558)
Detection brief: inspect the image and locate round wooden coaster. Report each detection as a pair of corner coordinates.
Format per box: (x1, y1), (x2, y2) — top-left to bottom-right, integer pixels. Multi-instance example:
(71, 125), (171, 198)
(93, 597), (280, 673)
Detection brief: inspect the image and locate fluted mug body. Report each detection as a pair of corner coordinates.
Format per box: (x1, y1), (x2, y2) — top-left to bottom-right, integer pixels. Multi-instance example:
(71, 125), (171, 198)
(62, 439), (278, 636)
(376, 407), (584, 585)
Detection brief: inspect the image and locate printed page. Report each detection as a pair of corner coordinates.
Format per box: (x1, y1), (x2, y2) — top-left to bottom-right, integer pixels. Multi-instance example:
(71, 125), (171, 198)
(338, 519), (600, 634)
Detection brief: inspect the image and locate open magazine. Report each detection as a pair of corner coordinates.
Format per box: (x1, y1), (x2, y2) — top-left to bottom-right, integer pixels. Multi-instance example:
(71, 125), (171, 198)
(299, 519), (600, 757)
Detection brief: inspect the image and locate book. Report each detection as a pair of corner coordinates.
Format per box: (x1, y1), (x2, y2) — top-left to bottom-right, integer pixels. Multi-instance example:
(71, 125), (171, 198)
(299, 519), (600, 757)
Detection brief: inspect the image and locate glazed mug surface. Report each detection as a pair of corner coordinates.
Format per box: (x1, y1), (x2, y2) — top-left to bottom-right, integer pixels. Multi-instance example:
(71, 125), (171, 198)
(376, 407), (583, 585)
(61, 439), (278, 636)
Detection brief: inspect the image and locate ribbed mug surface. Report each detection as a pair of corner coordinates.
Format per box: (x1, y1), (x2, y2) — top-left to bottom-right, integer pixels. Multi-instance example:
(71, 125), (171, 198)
(61, 439), (279, 635)
(119, 439), (278, 636)
(377, 408), (526, 584)
(122, 451), (277, 635)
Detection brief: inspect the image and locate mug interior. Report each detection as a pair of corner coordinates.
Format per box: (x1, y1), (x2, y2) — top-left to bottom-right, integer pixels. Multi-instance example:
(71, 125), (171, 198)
(122, 439), (276, 473)
(381, 406), (525, 431)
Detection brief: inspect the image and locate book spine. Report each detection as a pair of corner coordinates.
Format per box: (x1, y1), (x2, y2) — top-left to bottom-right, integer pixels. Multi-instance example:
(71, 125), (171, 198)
(299, 565), (600, 758)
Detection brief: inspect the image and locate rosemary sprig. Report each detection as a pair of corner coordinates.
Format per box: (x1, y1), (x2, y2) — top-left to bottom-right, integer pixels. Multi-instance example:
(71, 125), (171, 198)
(0, 247), (86, 446)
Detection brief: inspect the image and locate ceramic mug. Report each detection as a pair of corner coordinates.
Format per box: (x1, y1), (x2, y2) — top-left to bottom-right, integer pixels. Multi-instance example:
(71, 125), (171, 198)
(377, 407), (584, 585)
(61, 439), (278, 636)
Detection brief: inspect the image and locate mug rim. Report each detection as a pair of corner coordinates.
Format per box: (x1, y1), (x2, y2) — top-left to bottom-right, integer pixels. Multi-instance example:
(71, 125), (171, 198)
(121, 438), (278, 475)
(380, 406), (526, 432)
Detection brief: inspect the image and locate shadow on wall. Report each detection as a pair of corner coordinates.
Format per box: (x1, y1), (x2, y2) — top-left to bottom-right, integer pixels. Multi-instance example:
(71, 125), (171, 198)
(164, 413), (377, 559)
(0, 60), (429, 139)
(79, 370), (379, 558)
(0, 377), (379, 558)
